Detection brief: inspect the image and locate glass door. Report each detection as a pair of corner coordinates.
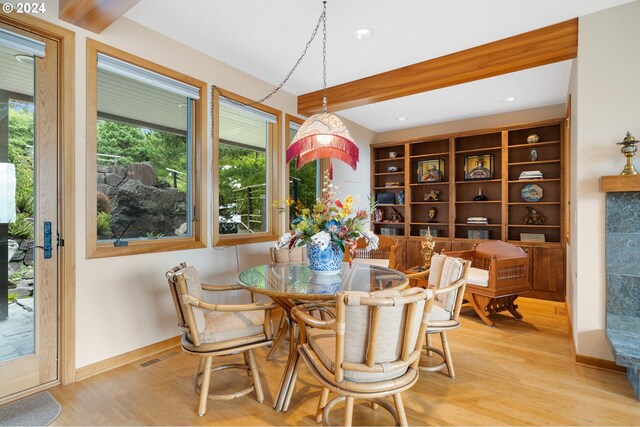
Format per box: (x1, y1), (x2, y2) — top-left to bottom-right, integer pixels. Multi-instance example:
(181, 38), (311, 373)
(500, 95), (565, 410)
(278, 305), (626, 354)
(0, 24), (58, 399)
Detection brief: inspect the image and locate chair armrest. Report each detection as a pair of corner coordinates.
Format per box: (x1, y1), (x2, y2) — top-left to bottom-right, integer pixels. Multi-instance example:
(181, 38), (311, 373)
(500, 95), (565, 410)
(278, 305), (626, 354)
(201, 283), (244, 292)
(291, 306), (335, 330)
(405, 268), (430, 280)
(182, 294), (275, 312)
(433, 278), (466, 296)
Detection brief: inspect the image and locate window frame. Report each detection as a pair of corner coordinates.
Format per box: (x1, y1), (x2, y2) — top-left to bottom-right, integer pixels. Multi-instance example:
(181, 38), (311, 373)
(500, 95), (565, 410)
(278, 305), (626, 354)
(213, 88), (282, 246)
(85, 39), (207, 258)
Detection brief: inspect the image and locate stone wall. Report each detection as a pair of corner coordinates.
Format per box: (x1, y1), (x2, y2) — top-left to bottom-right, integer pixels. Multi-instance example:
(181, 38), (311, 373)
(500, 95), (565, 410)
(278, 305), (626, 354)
(97, 162), (187, 239)
(8, 238), (33, 298)
(605, 191), (640, 400)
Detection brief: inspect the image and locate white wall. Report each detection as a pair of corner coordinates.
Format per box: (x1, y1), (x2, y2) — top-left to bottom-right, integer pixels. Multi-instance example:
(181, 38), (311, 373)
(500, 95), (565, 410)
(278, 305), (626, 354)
(567, 59), (578, 345)
(375, 104), (566, 144)
(20, 1), (374, 368)
(570, 0), (640, 359)
(331, 116), (375, 203)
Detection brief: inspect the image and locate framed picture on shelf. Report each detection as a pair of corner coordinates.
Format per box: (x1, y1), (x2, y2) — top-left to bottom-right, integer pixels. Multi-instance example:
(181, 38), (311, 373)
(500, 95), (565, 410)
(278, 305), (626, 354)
(417, 158), (445, 183)
(376, 192), (395, 205)
(464, 154), (494, 180)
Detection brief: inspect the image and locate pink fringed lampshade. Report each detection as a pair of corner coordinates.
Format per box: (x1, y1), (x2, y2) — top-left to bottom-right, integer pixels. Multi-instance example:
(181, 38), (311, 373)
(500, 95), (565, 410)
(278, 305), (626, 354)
(286, 112), (359, 170)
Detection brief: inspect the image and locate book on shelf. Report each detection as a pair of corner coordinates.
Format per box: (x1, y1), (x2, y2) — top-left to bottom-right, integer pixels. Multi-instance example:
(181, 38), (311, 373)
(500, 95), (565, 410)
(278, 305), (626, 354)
(467, 216), (488, 224)
(519, 170), (543, 180)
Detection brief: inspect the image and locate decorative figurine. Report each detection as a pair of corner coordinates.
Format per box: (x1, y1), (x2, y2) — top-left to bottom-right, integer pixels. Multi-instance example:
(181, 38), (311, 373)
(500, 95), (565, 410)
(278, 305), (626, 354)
(530, 148), (538, 162)
(527, 134), (540, 144)
(424, 189), (441, 201)
(427, 207), (438, 223)
(524, 207), (546, 225)
(616, 131), (639, 175)
(374, 208), (384, 223)
(421, 227), (436, 269)
(397, 190), (405, 205)
(389, 207), (403, 222)
(473, 188), (488, 201)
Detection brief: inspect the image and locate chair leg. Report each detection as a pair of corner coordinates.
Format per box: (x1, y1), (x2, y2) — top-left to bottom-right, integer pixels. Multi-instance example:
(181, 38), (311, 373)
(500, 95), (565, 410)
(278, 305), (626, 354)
(198, 356), (213, 416)
(393, 393), (408, 427)
(425, 333), (433, 356)
(316, 387), (329, 423)
(246, 349), (264, 403)
(440, 331), (455, 379)
(344, 396), (354, 427)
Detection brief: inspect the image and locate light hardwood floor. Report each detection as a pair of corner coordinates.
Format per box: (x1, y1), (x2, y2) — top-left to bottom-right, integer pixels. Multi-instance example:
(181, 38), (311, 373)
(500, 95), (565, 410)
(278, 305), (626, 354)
(49, 298), (640, 426)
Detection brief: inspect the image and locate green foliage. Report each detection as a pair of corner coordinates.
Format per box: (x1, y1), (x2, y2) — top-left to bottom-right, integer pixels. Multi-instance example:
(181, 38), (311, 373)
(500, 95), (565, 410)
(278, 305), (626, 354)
(96, 212), (113, 238)
(8, 213), (34, 239)
(15, 192), (34, 215)
(97, 120), (188, 192)
(9, 265), (32, 281)
(8, 101), (35, 214)
(289, 160), (318, 210)
(8, 293), (18, 304)
(145, 231), (165, 239)
(219, 144), (267, 221)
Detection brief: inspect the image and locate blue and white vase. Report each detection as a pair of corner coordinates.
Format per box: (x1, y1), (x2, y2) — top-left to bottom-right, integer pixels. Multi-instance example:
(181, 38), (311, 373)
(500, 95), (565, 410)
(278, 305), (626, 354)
(306, 242), (344, 274)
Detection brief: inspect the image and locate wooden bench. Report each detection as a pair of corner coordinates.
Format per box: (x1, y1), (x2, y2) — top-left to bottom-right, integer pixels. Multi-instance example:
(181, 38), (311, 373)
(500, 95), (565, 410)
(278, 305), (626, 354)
(445, 241), (530, 327)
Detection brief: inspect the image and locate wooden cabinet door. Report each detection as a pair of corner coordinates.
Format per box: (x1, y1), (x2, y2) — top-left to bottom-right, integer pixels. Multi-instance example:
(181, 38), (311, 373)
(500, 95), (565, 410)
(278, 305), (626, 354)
(515, 244), (533, 288)
(531, 246), (565, 301)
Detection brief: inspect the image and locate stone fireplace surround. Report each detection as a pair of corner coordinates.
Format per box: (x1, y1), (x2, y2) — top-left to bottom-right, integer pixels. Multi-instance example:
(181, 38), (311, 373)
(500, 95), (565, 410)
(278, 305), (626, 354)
(602, 176), (640, 400)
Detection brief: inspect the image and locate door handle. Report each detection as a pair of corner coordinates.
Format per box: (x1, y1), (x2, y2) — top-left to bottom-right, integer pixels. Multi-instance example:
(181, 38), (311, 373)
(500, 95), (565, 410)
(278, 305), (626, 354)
(43, 221), (52, 259)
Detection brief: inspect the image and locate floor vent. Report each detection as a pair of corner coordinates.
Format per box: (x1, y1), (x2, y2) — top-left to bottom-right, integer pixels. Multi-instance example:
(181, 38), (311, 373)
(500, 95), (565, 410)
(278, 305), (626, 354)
(139, 357), (161, 368)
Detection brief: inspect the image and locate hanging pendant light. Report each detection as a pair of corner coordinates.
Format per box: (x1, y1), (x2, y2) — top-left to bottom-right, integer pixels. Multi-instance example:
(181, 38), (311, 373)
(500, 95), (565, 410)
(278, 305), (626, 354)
(286, 1), (359, 175)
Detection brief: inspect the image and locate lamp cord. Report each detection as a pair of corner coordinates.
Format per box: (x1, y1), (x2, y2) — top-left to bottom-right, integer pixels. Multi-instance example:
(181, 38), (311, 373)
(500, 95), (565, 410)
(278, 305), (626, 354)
(212, 1), (327, 110)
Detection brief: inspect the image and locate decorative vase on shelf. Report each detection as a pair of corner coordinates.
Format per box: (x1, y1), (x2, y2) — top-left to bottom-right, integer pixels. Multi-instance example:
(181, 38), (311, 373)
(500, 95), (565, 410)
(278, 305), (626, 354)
(307, 242), (344, 274)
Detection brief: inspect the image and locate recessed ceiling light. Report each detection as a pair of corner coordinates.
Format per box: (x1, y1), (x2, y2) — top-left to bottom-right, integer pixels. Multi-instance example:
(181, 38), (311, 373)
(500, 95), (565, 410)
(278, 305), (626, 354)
(397, 116), (407, 121)
(502, 97), (517, 102)
(14, 54), (34, 65)
(353, 28), (373, 40)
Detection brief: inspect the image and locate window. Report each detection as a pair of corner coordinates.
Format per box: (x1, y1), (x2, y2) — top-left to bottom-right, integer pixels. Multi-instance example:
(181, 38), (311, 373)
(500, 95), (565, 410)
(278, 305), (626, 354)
(285, 114), (325, 216)
(213, 88), (281, 245)
(86, 39), (206, 258)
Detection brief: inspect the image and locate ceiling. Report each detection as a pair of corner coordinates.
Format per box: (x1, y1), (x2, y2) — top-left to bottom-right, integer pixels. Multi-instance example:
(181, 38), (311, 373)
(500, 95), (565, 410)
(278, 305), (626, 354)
(125, 0), (634, 133)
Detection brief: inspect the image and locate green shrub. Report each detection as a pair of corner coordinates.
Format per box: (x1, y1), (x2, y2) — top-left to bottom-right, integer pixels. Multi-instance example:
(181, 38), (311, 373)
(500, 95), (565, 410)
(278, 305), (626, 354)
(8, 213), (33, 239)
(97, 212), (113, 238)
(15, 192), (34, 215)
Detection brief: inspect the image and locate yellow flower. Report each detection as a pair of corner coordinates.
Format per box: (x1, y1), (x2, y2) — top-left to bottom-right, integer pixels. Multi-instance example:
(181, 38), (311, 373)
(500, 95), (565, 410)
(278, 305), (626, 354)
(344, 195), (353, 206)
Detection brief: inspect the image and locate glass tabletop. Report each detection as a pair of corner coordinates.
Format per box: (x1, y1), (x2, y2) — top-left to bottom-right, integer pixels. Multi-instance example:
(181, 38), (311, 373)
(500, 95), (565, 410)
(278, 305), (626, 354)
(237, 262), (408, 299)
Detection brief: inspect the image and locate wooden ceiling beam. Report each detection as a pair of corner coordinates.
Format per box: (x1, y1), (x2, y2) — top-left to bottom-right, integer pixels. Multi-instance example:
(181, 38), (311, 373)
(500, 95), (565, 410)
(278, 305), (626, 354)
(297, 18), (578, 116)
(59, 0), (141, 33)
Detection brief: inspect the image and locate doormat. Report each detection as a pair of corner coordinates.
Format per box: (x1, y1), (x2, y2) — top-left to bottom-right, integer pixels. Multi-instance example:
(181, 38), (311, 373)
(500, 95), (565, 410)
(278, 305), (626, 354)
(0, 391), (61, 426)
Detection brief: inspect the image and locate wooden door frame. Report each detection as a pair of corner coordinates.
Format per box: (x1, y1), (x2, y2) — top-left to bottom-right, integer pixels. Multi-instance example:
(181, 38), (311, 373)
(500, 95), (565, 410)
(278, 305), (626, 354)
(0, 13), (76, 393)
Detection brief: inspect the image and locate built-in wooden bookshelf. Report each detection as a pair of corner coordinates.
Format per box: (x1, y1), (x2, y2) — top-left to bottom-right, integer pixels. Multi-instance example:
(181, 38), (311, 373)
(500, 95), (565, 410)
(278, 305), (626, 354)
(370, 118), (567, 301)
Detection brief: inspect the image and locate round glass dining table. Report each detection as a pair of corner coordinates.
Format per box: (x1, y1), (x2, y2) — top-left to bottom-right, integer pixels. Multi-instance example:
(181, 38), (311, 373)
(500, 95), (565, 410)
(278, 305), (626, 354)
(238, 261), (408, 300)
(237, 262), (409, 412)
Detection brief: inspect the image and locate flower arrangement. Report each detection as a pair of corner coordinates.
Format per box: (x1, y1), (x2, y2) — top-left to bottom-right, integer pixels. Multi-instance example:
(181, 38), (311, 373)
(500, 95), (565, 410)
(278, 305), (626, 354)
(276, 172), (378, 260)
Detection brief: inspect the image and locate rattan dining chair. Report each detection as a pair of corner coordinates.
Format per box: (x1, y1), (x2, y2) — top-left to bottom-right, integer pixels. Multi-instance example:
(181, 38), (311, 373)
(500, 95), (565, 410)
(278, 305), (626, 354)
(166, 263), (275, 416)
(352, 234), (400, 269)
(406, 253), (471, 378)
(291, 286), (434, 427)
